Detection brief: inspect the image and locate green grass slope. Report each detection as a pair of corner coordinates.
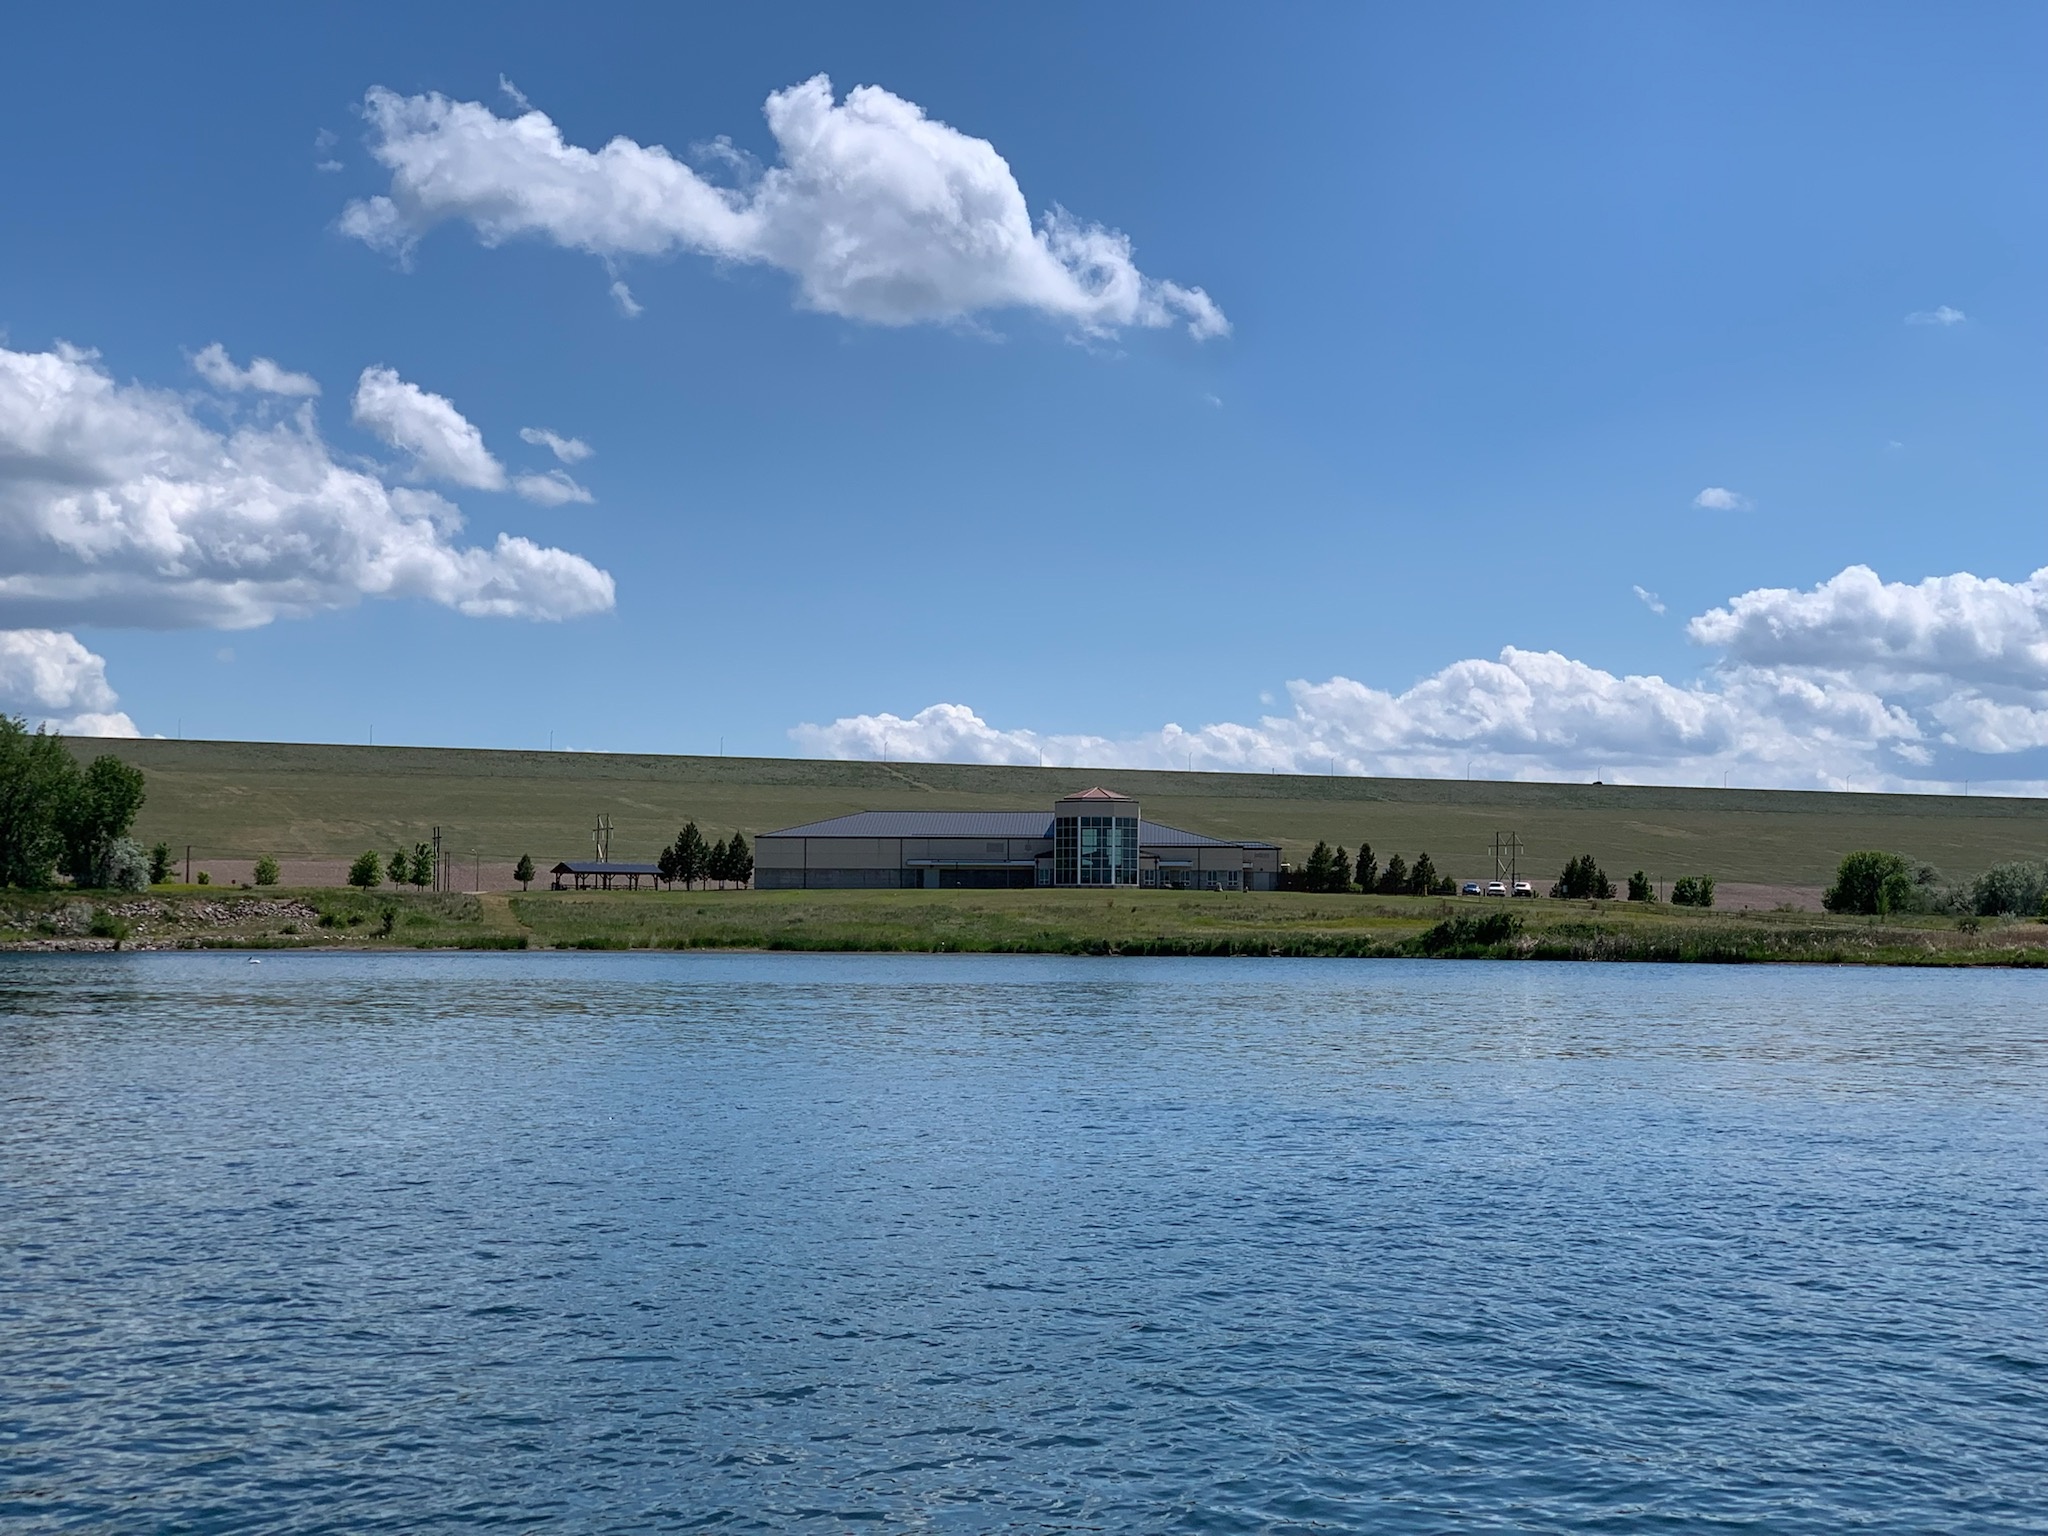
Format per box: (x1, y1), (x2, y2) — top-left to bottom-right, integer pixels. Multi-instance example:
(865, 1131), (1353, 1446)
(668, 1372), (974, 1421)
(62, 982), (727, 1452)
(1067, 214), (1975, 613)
(74, 736), (2048, 889)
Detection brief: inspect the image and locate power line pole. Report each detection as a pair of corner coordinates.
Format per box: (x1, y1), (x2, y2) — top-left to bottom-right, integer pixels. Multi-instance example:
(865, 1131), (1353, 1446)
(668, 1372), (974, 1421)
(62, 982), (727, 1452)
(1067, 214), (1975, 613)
(431, 826), (444, 893)
(1491, 831), (1526, 890)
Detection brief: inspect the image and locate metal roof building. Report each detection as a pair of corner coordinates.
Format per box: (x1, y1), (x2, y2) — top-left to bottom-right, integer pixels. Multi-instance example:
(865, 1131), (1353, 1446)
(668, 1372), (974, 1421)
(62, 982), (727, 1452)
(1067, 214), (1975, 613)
(756, 788), (1281, 892)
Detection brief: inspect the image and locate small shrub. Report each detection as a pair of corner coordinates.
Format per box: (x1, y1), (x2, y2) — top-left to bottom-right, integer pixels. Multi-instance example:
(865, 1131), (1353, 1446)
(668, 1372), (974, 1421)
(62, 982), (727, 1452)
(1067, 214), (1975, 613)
(1626, 870), (1656, 902)
(281, 922), (300, 935)
(196, 870), (210, 885)
(1414, 911), (1522, 955)
(1958, 915), (1982, 934)
(347, 850), (382, 889)
(253, 855), (281, 886)
(149, 842), (174, 885)
(87, 908), (130, 942)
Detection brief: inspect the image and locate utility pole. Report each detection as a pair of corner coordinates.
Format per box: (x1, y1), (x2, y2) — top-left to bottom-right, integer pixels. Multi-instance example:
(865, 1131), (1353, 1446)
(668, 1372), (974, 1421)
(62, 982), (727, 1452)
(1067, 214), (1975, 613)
(1490, 831), (1526, 890)
(185, 844), (191, 884)
(431, 826), (444, 893)
(593, 814), (613, 863)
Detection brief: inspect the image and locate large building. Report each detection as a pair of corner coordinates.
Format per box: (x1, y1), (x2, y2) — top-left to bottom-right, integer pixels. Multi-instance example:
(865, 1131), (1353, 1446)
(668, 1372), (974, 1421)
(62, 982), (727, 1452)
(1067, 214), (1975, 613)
(756, 788), (1281, 891)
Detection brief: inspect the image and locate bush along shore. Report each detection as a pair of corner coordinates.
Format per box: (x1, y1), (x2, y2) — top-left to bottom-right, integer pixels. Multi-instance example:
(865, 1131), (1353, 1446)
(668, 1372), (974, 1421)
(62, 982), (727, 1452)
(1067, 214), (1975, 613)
(3, 886), (2047, 966)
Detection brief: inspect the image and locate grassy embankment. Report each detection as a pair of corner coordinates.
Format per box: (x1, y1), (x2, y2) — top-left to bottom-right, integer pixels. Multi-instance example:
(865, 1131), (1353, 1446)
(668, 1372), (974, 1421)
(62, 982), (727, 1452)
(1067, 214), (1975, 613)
(79, 736), (2048, 895)
(5, 886), (2045, 965)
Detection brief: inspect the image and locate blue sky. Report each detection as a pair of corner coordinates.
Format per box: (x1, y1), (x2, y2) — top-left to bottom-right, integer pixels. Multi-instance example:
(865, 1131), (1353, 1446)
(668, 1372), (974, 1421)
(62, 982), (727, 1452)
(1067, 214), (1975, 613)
(2, 3), (2043, 789)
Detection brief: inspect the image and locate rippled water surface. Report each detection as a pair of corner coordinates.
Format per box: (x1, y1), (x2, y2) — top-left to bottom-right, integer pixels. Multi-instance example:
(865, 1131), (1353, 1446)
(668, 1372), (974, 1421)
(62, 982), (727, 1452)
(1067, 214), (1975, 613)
(3, 953), (2046, 1532)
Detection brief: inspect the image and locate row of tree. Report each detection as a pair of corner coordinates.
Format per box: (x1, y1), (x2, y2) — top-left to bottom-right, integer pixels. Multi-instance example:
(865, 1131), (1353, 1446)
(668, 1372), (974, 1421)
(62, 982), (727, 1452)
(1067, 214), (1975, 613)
(1283, 836), (1719, 907)
(1560, 855), (1714, 906)
(1823, 850), (2048, 918)
(0, 719), (148, 890)
(342, 843), (439, 890)
(657, 823), (752, 889)
(1291, 842), (1458, 895)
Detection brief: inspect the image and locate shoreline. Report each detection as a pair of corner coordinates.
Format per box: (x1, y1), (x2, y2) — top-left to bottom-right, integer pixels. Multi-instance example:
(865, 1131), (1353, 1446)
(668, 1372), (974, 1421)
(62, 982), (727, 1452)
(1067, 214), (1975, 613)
(3, 888), (2044, 967)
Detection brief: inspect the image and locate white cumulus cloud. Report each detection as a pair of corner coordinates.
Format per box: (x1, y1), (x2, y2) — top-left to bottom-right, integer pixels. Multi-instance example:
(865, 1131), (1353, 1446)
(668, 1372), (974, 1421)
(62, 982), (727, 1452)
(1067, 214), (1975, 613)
(1693, 487), (1752, 511)
(192, 343), (321, 397)
(1906, 305), (1967, 326)
(796, 563), (2048, 794)
(341, 76), (1228, 339)
(520, 426), (593, 464)
(0, 340), (614, 629)
(351, 365), (506, 489)
(0, 628), (137, 736)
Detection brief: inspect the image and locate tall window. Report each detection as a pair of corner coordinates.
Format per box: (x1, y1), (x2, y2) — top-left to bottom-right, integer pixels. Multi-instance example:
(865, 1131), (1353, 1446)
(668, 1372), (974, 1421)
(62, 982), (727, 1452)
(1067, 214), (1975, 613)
(1061, 814), (1138, 885)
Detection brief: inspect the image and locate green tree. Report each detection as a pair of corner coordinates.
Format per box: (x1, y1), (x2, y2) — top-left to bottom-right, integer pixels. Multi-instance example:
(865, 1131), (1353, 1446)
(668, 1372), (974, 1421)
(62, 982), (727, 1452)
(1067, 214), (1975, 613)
(1551, 854), (1615, 900)
(1823, 851), (1914, 915)
(348, 850), (382, 889)
(149, 841), (173, 885)
(726, 833), (753, 887)
(1409, 852), (1438, 896)
(1627, 870), (1656, 902)
(55, 753), (147, 887)
(1302, 840), (1333, 892)
(656, 843), (679, 888)
(1354, 843), (1376, 894)
(1332, 845), (1353, 892)
(387, 849), (408, 887)
(1670, 875), (1716, 908)
(709, 836), (732, 886)
(514, 854), (535, 891)
(252, 854), (281, 886)
(673, 821), (710, 889)
(0, 717), (76, 889)
(409, 841), (434, 887)
(1378, 852), (1408, 895)
(1970, 861), (2047, 918)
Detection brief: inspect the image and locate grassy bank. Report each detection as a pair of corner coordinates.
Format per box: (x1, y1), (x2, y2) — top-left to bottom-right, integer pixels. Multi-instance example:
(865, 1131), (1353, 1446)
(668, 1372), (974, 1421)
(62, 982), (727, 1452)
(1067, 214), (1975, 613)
(78, 736), (2048, 891)
(6, 886), (2045, 966)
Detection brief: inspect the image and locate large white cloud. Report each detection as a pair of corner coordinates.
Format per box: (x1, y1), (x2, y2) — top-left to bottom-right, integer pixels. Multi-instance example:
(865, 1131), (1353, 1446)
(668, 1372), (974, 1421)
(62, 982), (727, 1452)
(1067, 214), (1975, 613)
(795, 564), (2048, 793)
(0, 628), (137, 736)
(0, 340), (614, 629)
(341, 76), (1228, 339)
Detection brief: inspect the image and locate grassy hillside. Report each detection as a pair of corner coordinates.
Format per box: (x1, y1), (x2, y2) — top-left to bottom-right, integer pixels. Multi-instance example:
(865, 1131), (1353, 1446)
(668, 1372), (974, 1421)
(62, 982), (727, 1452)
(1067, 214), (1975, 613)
(73, 736), (2048, 889)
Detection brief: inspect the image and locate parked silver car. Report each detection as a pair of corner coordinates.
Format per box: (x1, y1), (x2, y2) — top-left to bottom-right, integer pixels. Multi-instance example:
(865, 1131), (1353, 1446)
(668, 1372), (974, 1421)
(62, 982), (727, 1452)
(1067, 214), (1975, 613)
(1461, 881), (1482, 896)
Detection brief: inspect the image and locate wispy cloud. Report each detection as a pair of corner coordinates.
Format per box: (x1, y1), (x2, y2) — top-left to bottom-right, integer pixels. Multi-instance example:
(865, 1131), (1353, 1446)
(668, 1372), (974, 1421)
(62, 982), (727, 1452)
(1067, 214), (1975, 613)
(520, 426), (593, 464)
(1905, 305), (1966, 327)
(608, 280), (643, 319)
(1633, 585), (1666, 615)
(1693, 487), (1752, 512)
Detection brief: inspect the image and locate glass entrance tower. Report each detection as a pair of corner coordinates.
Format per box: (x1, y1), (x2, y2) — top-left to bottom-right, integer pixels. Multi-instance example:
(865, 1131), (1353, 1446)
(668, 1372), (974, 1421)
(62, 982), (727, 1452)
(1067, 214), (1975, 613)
(1052, 788), (1140, 886)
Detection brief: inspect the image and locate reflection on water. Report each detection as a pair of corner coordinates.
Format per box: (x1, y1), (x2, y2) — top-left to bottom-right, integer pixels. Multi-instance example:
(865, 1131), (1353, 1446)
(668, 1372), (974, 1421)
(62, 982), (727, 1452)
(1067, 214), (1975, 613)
(3, 953), (2045, 1532)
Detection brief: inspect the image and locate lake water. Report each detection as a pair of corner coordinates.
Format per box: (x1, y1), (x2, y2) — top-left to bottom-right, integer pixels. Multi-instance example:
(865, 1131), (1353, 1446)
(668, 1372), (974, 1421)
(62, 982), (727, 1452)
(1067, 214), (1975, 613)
(3, 953), (2045, 1533)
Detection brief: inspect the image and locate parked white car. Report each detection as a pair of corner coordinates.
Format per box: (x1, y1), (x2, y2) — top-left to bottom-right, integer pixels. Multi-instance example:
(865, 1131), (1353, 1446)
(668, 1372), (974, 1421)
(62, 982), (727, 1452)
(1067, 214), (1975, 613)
(1484, 881), (1508, 897)
(1512, 881), (1535, 898)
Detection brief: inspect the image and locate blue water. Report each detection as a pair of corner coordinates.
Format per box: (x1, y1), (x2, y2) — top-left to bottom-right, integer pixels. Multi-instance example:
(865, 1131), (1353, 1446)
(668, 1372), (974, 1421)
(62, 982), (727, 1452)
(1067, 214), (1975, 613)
(3, 954), (2045, 1533)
